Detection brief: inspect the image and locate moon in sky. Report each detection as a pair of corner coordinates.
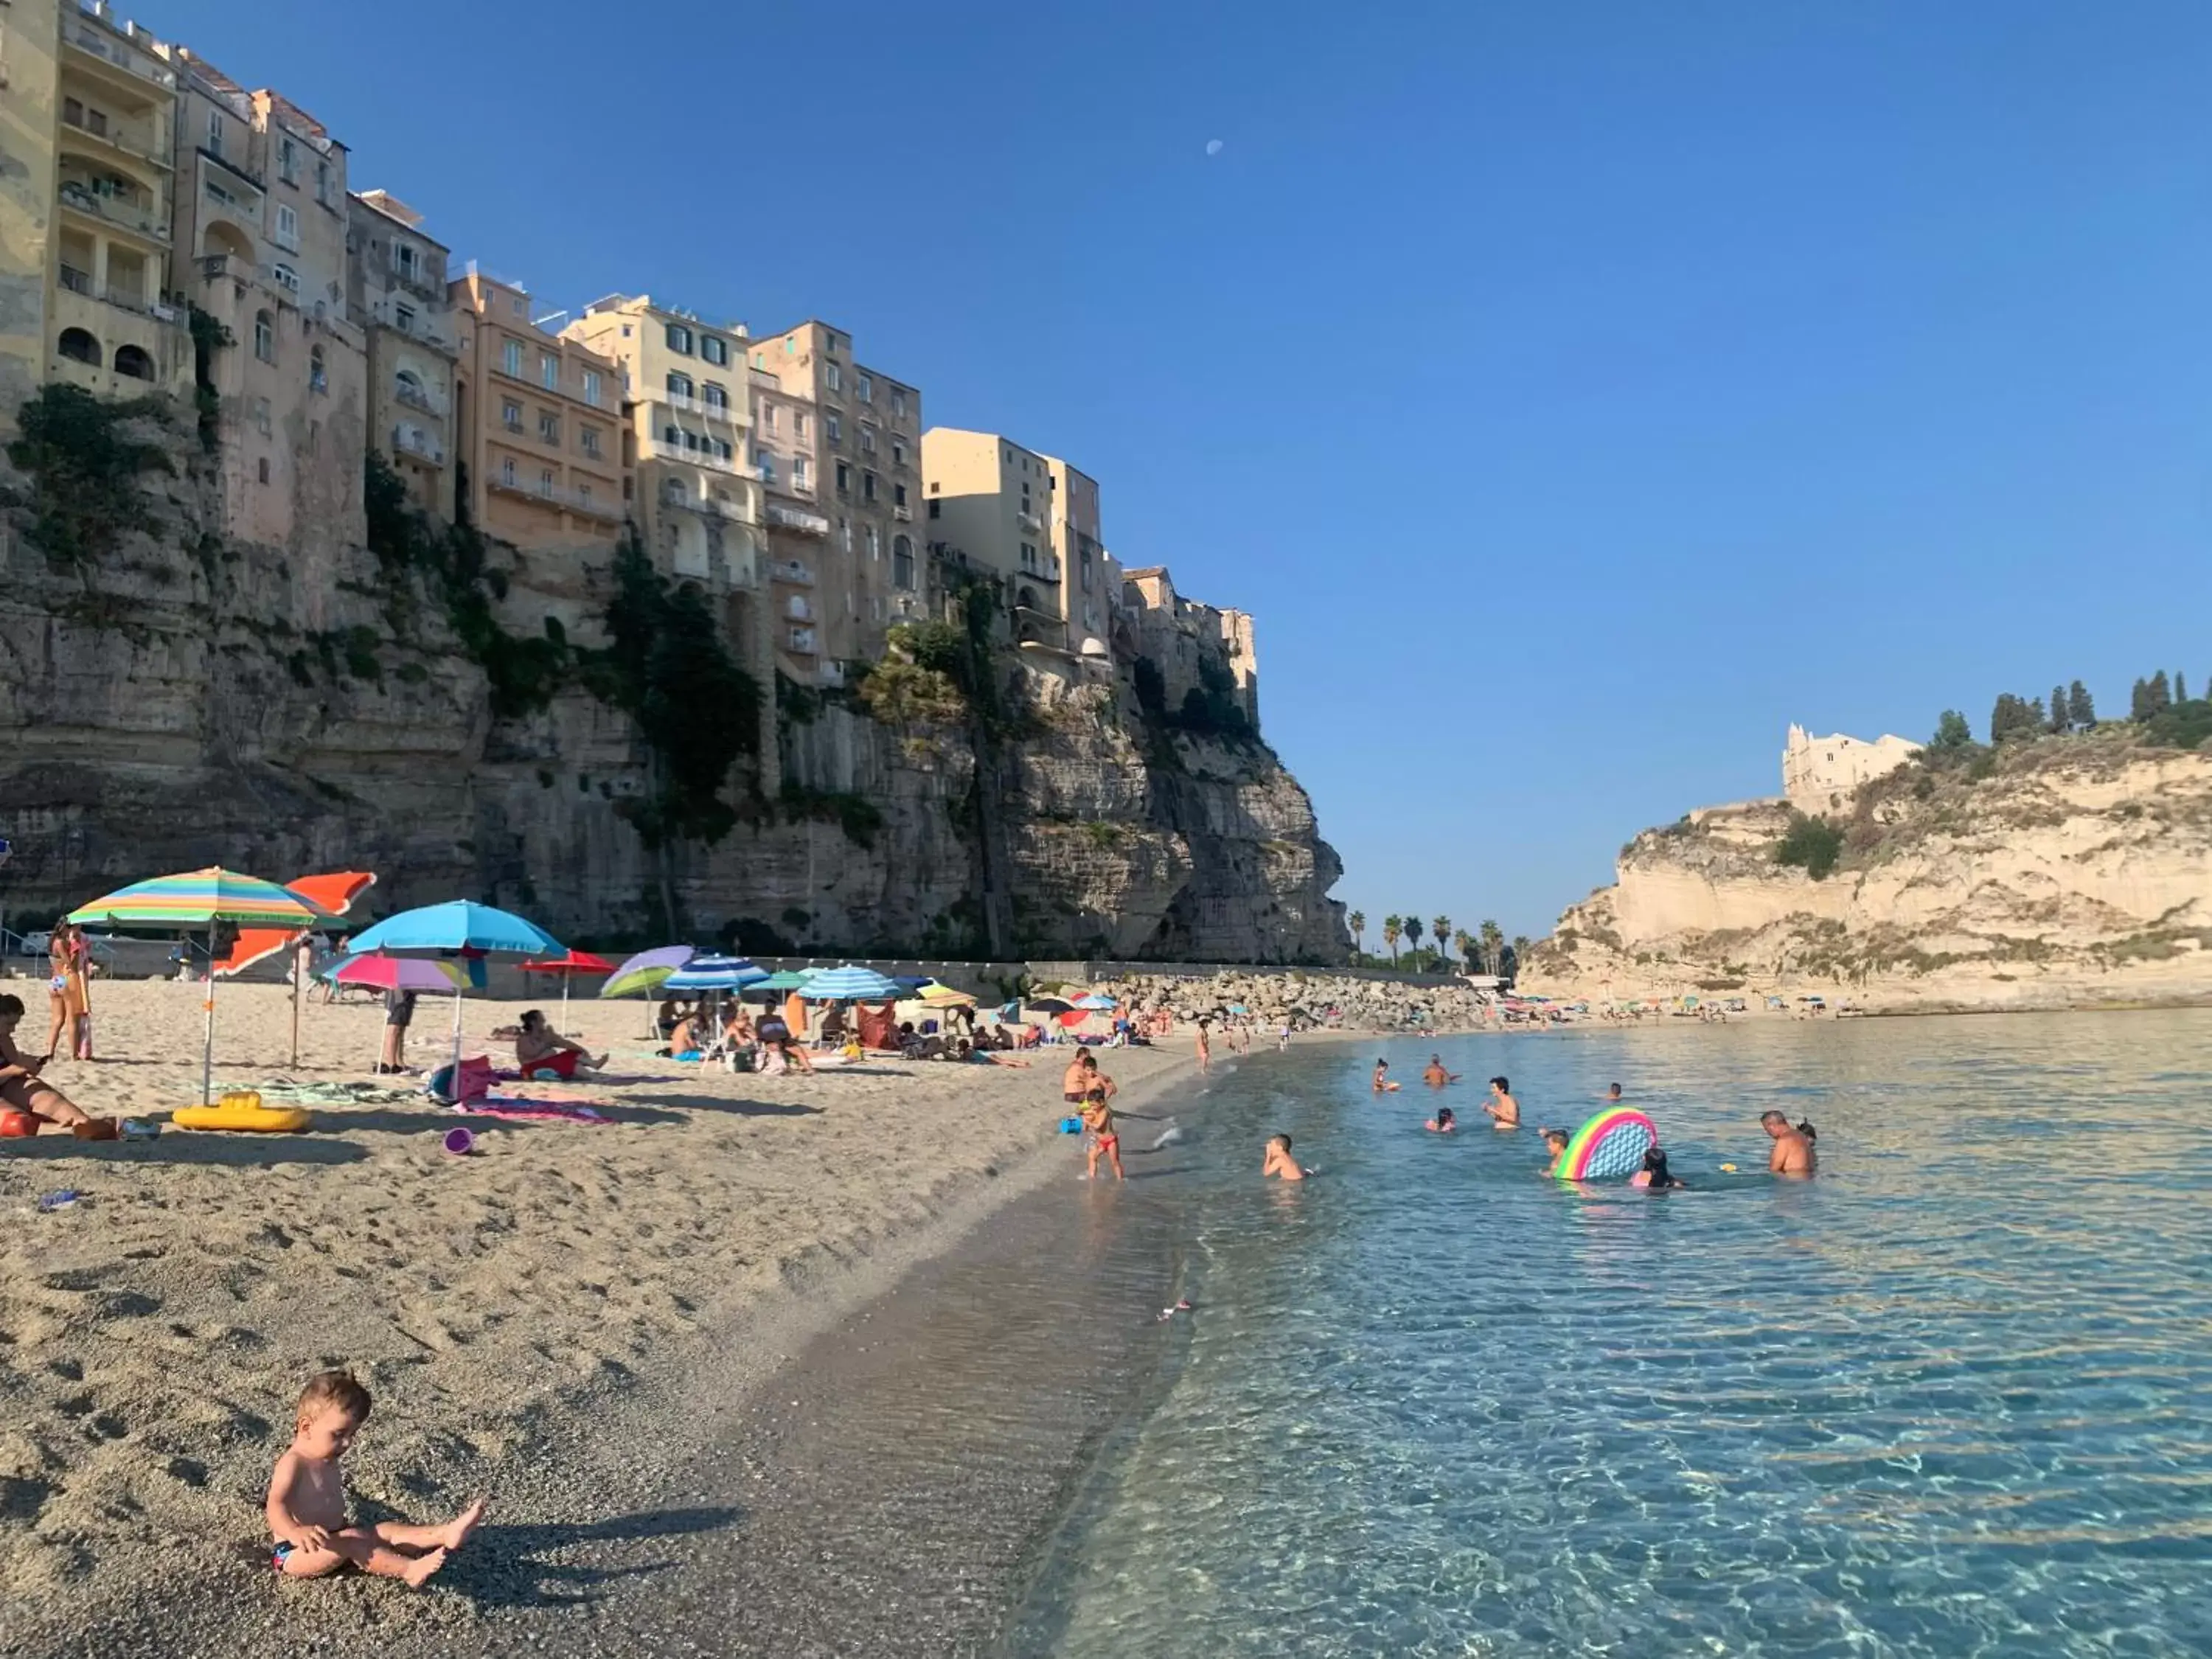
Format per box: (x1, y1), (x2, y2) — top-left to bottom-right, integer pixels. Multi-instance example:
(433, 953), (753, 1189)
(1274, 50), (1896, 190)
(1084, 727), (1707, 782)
(1205, 139), (1224, 157)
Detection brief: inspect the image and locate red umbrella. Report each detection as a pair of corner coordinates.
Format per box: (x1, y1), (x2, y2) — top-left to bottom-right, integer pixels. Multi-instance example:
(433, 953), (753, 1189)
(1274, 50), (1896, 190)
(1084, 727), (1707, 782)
(519, 949), (615, 1034)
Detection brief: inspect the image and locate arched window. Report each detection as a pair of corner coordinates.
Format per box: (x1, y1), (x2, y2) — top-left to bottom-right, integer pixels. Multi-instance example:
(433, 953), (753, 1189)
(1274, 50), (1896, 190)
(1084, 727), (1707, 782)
(253, 310), (275, 363)
(891, 534), (915, 591)
(395, 368), (425, 408)
(113, 344), (154, 380)
(309, 345), (327, 393)
(666, 370), (693, 400)
(58, 327), (101, 366)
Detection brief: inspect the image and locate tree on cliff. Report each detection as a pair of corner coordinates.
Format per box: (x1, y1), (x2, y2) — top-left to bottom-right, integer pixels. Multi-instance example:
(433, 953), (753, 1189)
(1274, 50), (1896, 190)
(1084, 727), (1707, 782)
(2178, 672), (2191, 704)
(1930, 710), (1973, 751)
(1989, 693), (2042, 745)
(2048, 686), (2070, 734)
(1382, 916), (1402, 964)
(1431, 916), (1452, 970)
(1348, 911), (1367, 961)
(2132, 673), (2172, 720)
(2067, 682), (2095, 729)
(1774, 812), (1846, 880)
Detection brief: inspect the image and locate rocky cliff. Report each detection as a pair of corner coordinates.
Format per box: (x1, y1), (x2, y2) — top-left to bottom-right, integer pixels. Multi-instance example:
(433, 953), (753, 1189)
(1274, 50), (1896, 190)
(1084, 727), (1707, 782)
(0, 395), (1346, 961)
(1528, 731), (2212, 1012)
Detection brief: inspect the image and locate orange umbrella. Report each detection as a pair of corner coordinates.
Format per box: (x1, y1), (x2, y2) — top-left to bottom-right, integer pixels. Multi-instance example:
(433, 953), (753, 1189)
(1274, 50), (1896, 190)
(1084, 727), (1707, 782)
(783, 990), (808, 1039)
(213, 870), (377, 1067)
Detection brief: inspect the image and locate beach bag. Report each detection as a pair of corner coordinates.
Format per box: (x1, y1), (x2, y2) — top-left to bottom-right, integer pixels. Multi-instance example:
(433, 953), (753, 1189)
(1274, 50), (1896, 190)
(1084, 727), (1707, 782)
(425, 1054), (496, 1105)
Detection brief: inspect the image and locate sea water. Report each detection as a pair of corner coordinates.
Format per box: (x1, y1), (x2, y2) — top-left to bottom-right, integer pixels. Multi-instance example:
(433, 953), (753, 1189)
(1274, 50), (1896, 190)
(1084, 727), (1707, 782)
(1009, 1011), (2212, 1658)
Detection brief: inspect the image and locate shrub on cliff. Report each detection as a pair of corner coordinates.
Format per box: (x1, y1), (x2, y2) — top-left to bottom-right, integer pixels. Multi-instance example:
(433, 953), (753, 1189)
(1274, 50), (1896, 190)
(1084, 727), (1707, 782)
(1773, 812), (1846, 880)
(5, 383), (175, 582)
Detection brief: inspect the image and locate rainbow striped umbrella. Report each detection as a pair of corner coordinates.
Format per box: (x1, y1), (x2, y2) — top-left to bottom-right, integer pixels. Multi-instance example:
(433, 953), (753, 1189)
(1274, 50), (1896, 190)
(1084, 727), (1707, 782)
(69, 867), (333, 1107)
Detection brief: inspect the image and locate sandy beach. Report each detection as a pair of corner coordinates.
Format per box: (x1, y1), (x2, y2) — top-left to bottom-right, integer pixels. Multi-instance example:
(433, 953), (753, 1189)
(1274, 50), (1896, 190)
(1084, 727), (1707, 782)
(0, 976), (1190, 1654)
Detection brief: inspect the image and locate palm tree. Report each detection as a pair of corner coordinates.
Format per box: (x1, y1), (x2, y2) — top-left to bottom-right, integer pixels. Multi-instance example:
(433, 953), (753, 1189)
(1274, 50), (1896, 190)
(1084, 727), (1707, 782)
(1431, 915), (1452, 970)
(1348, 910), (1367, 962)
(1403, 916), (1424, 966)
(1453, 928), (1475, 971)
(1382, 915), (1402, 965)
(1480, 919), (1504, 977)
(1510, 934), (1531, 984)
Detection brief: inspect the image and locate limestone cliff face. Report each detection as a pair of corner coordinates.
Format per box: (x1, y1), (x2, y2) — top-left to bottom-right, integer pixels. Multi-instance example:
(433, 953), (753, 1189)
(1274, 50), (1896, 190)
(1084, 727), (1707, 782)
(1528, 737), (2212, 1011)
(0, 426), (1346, 962)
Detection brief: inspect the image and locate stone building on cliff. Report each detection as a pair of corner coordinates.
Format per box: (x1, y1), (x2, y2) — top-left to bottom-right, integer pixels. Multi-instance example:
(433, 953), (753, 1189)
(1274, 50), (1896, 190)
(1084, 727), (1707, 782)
(1781, 723), (1921, 813)
(1121, 566), (1260, 733)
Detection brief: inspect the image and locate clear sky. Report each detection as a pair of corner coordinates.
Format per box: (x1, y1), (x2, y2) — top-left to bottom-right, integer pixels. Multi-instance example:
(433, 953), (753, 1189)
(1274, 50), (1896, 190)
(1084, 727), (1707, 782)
(157, 0), (2212, 941)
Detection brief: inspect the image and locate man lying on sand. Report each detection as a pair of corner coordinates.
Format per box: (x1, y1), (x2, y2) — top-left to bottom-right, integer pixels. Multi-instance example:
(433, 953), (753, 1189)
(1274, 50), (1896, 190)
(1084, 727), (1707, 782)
(0, 994), (99, 1131)
(267, 1369), (484, 1587)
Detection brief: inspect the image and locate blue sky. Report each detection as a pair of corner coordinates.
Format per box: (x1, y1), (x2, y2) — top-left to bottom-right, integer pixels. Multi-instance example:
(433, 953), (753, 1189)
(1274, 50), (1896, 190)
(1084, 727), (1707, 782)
(161, 0), (2212, 939)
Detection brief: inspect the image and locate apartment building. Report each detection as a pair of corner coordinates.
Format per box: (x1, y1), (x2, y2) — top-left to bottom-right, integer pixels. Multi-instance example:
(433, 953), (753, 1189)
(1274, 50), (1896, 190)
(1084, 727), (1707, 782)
(448, 264), (623, 552)
(920, 428), (1066, 651)
(747, 321), (922, 666)
(1039, 454), (1119, 656)
(0, 1), (193, 421)
(1122, 566), (1261, 732)
(346, 189), (456, 518)
(161, 44), (366, 549)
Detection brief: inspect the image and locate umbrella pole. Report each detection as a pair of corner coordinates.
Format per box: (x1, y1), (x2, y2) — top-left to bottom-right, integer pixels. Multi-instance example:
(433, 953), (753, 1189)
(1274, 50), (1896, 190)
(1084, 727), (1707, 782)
(451, 987), (464, 1079)
(290, 939), (302, 1069)
(202, 927), (217, 1107)
(561, 970), (572, 1037)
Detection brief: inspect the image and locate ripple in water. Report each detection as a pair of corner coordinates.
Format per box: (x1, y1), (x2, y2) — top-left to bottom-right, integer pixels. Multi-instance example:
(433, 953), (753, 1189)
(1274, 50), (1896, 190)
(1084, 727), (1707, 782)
(1010, 1012), (2212, 1658)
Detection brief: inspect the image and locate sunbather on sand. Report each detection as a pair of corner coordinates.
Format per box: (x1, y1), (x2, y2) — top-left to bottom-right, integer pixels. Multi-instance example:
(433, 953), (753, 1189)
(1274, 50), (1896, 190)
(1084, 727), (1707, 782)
(0, 994), (97, 1130)
(515, 1009), (605, 1079)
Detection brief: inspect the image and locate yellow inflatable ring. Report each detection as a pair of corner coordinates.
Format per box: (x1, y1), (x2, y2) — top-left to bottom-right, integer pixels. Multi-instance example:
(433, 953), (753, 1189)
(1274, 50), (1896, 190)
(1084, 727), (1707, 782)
(173, 1091), (310, 1133)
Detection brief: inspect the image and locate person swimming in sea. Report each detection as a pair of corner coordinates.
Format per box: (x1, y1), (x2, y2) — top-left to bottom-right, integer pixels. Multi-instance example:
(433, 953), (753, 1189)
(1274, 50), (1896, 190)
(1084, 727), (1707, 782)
(1262, 1133), (1306, 1180)
(1425, 1106), (1456, 1133)
(1630, 1146), (1685, 1190)
(1604, 1082), (1624, 1104)
(1540, 1127), (1570, 1177)
(1422, 1055), (1458, 1088)
(1760, 1111), (1817, 1176)
(1483, 1075), (1520, 1128)
(1372, 1060), (1400, 1093)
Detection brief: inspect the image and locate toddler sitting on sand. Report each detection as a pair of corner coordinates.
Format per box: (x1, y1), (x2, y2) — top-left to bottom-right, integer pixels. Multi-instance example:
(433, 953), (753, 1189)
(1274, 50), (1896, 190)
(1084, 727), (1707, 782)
(266, 1370), (484, 1587)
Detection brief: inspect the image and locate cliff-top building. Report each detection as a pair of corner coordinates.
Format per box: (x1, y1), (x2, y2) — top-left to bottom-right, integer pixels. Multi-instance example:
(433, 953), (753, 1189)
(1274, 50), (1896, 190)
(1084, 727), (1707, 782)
(347, 189), (456, 518)
(921, 427), (1066, 653)
(1781, 725), (1920, 813)
(1121, 566), (1260, 734)
(0, 0), (196, 421)
(448, 263), (623, 553)
(747, 321), (923, 671)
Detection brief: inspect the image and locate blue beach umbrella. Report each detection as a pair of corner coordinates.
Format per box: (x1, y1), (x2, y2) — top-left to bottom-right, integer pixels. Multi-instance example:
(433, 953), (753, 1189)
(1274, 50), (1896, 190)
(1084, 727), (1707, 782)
(344, 901), (564, 1076)
(662, 956), (769, 993)
(800, 964), (901, 1002)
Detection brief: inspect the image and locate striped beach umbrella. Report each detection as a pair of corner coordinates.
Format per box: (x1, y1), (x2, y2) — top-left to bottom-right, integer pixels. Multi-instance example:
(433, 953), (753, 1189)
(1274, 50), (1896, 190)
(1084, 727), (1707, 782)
(662, 956), (768, 992)
(69, 867), (333, 1107)
(917, 981), (978, 1007)
(800, 964), (900, 1001)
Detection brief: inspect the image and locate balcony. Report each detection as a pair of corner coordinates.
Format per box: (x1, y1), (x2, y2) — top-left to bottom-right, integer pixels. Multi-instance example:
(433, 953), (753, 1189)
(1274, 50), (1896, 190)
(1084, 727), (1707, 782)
(784, 596), (815, 623)
(768, 559), (816, 585)
(60, 108), (173, 170)
(664, 390), (742, 424)
(370, 298), (455, 352)
(1017, 510), (1043, 533)
(487, 474), (619, 519)
(785, 627), (819, 656)
(394, 380), (447, 417)
(58, 263), (172, 319)
(765, 503), (830, 538)
(392, 425), (445, 465)
(57, 181), (169, 244)
(66, 15), (177, 90)
(892, 503), (913, 521)
(749, 367), (781, 391)
(650, 439), (739, 474)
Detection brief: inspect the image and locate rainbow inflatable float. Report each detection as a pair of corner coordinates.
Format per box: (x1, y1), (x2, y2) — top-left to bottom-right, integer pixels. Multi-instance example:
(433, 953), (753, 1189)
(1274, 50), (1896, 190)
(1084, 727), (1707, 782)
(1554, 1107), (1658, 1181)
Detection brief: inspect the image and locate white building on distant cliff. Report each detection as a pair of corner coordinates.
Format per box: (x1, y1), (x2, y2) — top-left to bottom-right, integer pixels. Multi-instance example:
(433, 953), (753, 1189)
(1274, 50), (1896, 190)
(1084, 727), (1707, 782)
(1782, 724), (1920, 813)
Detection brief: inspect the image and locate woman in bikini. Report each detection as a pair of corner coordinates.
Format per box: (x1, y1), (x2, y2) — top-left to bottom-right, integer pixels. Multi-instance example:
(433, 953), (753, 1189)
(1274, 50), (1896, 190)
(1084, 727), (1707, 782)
(44, 924), (91, 1063)
(1, 994), (96, 1129)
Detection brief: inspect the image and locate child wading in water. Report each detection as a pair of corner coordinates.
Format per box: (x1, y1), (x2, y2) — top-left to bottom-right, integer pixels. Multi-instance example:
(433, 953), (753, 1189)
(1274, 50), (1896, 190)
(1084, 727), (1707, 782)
(1082, 1088), (1124, 1180)
(266, 1370), (485, 1586)
(1262, 1133), (1306, 1180)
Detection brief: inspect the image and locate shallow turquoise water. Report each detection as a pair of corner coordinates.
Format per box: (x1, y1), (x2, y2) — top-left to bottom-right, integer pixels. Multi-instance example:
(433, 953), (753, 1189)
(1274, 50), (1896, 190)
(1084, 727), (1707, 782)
(1011, 1012), (2212, 1657)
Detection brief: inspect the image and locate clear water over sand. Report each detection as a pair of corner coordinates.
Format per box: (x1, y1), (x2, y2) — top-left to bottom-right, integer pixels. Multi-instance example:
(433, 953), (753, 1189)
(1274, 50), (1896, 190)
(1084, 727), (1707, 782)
(1012, 1012), (2212, 1657)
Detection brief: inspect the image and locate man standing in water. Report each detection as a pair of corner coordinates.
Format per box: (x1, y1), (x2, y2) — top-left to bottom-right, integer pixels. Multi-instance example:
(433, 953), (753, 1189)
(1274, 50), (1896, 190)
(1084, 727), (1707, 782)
(1760, 1110), (1818, 1176)
(1484, 1076), (1520, 1128)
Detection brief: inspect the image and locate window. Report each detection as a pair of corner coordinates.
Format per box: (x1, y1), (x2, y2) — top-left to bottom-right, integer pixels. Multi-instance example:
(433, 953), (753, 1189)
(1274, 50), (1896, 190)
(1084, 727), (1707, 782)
(714, 439), (733, 462)
(316, 161), (333, 206)
(501, 456), (517, 487)
(206, 110), (223, 156)
(891, 387), (907, 418)
(309, 345), (326, 394)
(755, 449), (775, 484)
(793, 411), (810, 441)
(272, 263), (299, 296)
(892, 535), (915, 591)
(862, 471), (877, 502)
(824, 362), (841, 393)
(394, 302), (414, 333)
(758, 401), (775, 431)
(705, 383), (728, 415)
(866, 524), (880, 558)
(1020, 541), (1037, 566)
(894, 482), (908, 509)
(582, 369), (602, 407)
(278, 136), (298, 184)
(580, 426), (601, 457)
(257, 456), (271, 484)
(539, 411), (560, 445)
(205, 178), (236, 209)
(859, 425), (875, 454)
(891, 439), (905, 468)
(835, 461), (850, 494)
(667, 371), (693, 400)
(501, 338), (523, 376)
(394, 241), (418, 281)
(253, 397), (272, 436)
(253, 310), (275, 362)
(791, 455), (809, 487)
(579, 484), (594, 509)
(825, 414), (841, 446)
(928, 498), (940, 519)
(540, 353), (558, 391)
(838, 517), (852, 552)
(857, 372), (873, 403)
(682, 431), (700, 452)
(274, 204), (299, 251)
(663, 423), (679, 446)
(501, 400), (524, 431)
(824, 332), (841, 355)
(539, 469), (555, 498)
(665, 322), (692, 354)
(701, 335), (728, 366)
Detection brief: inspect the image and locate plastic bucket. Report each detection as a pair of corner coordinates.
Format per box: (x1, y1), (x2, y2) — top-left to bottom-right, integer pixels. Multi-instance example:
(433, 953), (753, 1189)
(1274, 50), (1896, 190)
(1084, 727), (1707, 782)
(442, 1127), (475, 1156)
